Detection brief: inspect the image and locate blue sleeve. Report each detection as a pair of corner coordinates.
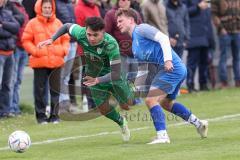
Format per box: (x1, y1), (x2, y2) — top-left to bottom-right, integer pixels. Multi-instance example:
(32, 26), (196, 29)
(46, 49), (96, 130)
(136, 24), (159, 41)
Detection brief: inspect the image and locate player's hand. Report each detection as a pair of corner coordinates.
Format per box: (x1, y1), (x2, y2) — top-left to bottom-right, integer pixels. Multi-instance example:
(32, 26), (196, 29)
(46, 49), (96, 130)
(183, 41), (187, 48)
(83, 76), (99, 86)
(220, 28), (227, 35)
(37, 39), (53, 48)
(198, 1), (208, 10)
(164, 60), (174, 72)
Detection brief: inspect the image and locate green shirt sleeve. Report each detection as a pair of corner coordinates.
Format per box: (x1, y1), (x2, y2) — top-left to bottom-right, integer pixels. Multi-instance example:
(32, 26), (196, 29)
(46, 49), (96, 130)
(106, 40), (121, 65)
(69, 24), (85, 41)
(97, 40), (121, 83)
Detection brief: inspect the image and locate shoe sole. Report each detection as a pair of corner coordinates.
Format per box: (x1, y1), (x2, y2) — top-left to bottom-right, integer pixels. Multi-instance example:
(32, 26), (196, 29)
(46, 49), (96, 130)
(147, 140), (170, 144)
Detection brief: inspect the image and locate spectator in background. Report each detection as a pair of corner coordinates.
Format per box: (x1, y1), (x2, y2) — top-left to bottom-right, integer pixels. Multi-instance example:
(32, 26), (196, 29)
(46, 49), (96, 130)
(71, 0), (78, 6)
(23, 0), (50, 114)
(22, 0), (70, 124)
(5, 0), (25, 116)
(104, 0), (142, 82)
(166, 0), (190, 58)
(141, 0), (168, 35)
(75, 0), (100, 25)
(6, 0), (25, 25)
(9, 0), (29, 116)
(55, 0), (78, 110)
(96, 0), (113, 18)
(22, 0), (37, 19)
(130, 0), (143, 20)
(0, 0), (20, 118)
(183, 0), (215, 92)
(211, 0), (240, 88)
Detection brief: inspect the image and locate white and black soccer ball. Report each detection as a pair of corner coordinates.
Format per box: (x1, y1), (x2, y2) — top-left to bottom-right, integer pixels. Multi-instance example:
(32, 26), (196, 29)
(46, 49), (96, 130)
(8, 130), (31, 153)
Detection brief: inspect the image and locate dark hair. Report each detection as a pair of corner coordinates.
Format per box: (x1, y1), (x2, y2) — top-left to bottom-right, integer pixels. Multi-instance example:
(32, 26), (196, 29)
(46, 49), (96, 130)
(85, 17), (105, 31)
(115, 8), (138, 23)
(116, 0), (131, 8)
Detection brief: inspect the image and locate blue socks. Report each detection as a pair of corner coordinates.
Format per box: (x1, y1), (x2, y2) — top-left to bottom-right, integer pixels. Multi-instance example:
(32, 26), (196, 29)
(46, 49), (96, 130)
(149, 103), (197, 132)
(150, 105), (166, 131)
(171, 102), (191, 121)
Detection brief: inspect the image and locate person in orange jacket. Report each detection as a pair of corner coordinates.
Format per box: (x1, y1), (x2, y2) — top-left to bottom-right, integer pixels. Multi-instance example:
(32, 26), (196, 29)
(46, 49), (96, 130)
(22, 0), (70, 124)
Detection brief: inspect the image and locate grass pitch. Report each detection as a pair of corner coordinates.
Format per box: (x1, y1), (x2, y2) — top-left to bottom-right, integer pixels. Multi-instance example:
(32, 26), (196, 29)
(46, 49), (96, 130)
(0, 88), (240, 160)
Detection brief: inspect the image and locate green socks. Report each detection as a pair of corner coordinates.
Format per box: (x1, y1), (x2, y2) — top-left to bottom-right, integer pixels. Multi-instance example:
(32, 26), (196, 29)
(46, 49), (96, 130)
(105, 108), (123, 126)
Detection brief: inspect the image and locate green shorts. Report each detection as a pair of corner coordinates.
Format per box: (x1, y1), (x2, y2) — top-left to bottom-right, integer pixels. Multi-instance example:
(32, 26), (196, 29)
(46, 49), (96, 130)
(89, 80), (134, 107)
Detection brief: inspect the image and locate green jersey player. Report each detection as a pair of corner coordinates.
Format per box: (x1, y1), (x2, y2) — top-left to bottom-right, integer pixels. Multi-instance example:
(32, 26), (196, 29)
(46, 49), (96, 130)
(38, 17), (136, 142)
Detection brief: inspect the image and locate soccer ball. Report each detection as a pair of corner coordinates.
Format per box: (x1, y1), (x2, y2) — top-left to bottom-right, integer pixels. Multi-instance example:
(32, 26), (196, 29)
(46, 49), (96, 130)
(8, 130), (31, 153)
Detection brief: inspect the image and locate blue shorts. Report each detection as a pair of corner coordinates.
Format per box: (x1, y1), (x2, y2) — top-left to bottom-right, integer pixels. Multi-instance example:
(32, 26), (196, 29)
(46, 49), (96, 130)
(151, 63), (187, 100)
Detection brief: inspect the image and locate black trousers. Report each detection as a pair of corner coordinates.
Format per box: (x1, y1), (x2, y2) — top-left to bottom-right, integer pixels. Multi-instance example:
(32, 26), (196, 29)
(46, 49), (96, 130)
(187, 47), (209, 89)
(33, 68), (61, 122)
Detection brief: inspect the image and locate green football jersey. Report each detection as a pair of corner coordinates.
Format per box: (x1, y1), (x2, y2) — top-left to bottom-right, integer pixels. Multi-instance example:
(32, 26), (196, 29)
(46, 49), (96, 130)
(69, 24), (120, 77)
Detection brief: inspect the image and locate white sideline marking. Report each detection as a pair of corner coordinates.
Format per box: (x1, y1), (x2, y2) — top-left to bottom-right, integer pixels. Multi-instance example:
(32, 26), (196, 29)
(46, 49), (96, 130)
(1, 113), (240, 151)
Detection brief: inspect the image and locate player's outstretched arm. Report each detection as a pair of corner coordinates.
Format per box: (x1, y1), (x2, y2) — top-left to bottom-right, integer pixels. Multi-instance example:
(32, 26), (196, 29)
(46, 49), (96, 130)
(98, 61), (121, 82)
(37, 23), (73, 48)
(83, 62), (121, 86)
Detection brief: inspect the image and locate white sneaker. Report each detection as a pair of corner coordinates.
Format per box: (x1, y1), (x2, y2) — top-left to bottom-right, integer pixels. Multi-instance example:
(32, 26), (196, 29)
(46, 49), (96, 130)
(120, 117), (130, 142)
(147, 132), (170, 144)
(39, 121), (48, 125)
(52, 120), (60, 124)
(197, 120), (208, 138)
(69, 106), (83, 114)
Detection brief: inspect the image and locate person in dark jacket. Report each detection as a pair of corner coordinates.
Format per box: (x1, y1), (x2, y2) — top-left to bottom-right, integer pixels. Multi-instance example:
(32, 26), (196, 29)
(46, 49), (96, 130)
(0, 0), (20, 118)
(166, 0), (190, 58)
(22, 0), (37, 19)
(56, 0), (76, 24)
(9, 0), (29, 116)
(6, 0), (24, 25)
(130, 0), (143, 20)
(96, 0), (113, 18)
(183, 0), (215, 92)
